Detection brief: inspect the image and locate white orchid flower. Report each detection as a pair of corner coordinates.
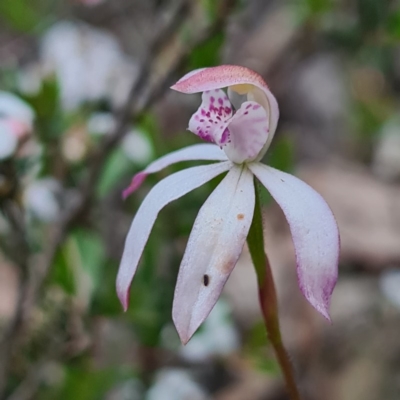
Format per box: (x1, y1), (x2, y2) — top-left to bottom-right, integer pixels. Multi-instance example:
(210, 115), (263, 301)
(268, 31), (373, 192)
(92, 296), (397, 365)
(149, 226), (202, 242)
(117, 65), (340, 344)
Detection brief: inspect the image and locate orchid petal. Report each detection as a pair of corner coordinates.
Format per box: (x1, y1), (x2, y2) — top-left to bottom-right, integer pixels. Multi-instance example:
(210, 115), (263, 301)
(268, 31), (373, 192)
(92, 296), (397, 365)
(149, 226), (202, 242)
(172, 65), (268, 94)
(223, 101), (269, 163)
(117, 161), (232, 310)
(173, 166), (255, 344)
(188, 89), (232, 144)
(171, 65), (279, 138)
(249, 163), (339, 320)
(175, 68), (207, 82)
(123, 144), (228, 198)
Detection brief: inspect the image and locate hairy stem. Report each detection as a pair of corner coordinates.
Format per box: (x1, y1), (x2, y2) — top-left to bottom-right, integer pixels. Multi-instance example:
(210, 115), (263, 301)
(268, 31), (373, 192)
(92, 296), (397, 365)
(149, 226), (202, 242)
(247, 178), (302, 400)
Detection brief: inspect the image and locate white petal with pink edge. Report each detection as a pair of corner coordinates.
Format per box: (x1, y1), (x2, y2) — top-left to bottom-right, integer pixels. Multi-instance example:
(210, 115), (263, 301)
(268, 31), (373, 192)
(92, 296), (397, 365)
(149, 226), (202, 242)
(248, 163), (339, 320)
(123, 143), (228, 198)
(223, 101), (269, 163)
(172, 65), (268, 94)
(188, 89), (232, 144)
(172, 166), (255, 344)
(117, 161), (232, 310)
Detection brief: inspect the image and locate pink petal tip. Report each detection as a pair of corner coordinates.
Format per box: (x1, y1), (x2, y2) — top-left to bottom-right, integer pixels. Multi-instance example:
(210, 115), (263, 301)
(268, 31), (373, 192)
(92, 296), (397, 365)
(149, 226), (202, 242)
(117, 284), (129, 312)
(122, 172), (147, 199)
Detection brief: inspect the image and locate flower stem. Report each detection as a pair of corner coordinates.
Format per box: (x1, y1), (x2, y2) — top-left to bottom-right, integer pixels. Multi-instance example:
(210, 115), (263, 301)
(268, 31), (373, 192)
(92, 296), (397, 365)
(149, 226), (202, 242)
(247, 178), (302, 400)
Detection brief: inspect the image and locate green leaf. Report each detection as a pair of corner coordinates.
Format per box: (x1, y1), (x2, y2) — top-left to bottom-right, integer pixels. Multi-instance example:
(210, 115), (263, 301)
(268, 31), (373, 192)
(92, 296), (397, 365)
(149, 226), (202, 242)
(201, 0), (221, 22)
(387, 10), (400, 39)
(0, 0), (41, 32)
(73, 229), (106, 289)
(96, 148), (133, 198)
(91, 260), (123, 317)
(51, 246), (76, 295)
(358, 0), (388, 32)
(23, 78), (60, 124)
(244, 321), (279, 374)
(247, 179), (267, 286)
(50, 366), (134, 400)
(306, 0), (332, 14)
(50, 229), (106, 300)
(265, 135), (294, 173)
(188, 32), (224, 70)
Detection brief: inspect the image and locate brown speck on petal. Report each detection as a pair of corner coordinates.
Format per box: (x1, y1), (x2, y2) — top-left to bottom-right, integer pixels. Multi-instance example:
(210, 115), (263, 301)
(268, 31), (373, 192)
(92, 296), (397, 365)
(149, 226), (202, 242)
(237, 213), (244, 220)
(219, 259), (235, 273)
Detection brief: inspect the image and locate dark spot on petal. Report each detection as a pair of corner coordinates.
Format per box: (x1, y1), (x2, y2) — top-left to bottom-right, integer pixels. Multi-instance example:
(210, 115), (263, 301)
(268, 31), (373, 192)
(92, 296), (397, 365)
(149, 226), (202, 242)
(280, 179), (285, 182)
(218, 98), (223, 105)
(237, 213), (244, 220)
(203, 274), (210, 286)
(210, 96), (215, 102)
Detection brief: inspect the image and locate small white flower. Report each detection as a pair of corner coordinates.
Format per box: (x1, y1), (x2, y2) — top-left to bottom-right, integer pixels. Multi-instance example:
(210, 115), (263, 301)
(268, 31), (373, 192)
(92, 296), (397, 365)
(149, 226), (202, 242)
(380, 268), (400, 309)
(180, 300), (239, 362)
(122, 130), (154, 166)
(23, 179), (61, 222)
(87, 112), (116, 136)
(0, 91), (35, 129)
(147, 369), (206, 400)
(0, 92), (35, 155)
(41, 21), (138, 110)
(0, 123), (18, 160)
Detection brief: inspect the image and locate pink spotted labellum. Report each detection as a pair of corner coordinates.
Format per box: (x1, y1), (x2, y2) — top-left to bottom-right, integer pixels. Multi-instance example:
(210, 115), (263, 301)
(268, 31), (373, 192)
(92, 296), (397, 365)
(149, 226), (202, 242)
(117, 65), (340, 344)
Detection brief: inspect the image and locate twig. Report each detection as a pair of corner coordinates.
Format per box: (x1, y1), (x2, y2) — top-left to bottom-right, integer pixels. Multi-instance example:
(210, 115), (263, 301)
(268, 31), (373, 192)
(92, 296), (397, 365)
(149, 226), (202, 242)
(0, 203), (30, 398)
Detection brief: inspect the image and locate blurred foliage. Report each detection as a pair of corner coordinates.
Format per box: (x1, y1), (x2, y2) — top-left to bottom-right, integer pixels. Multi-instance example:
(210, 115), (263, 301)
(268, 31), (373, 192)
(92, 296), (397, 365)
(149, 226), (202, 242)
(0, 0), (56, 33)
(244, 321), (280, 375)
(0, 0), (399, 398)
(188, 32), (225, 69)
(0, 0), (41, 32)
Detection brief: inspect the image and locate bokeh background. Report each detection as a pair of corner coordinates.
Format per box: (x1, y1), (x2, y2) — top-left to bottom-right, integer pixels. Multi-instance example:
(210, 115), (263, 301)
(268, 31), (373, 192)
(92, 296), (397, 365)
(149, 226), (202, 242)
(0, 0), (400, 399)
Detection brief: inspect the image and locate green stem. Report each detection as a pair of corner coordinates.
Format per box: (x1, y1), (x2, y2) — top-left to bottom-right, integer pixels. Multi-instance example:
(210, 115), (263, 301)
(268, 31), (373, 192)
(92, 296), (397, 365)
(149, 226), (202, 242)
(247, 178), (302, 400)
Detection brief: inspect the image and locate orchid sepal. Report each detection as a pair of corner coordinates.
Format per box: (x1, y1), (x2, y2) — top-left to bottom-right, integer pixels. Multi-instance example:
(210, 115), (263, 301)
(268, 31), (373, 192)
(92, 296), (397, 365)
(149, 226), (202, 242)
(248, 163), (340, 319)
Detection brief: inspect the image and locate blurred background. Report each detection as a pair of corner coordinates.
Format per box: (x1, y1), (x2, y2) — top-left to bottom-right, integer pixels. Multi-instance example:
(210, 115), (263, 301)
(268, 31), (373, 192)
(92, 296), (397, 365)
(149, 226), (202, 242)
(0, 0), (400, 399)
